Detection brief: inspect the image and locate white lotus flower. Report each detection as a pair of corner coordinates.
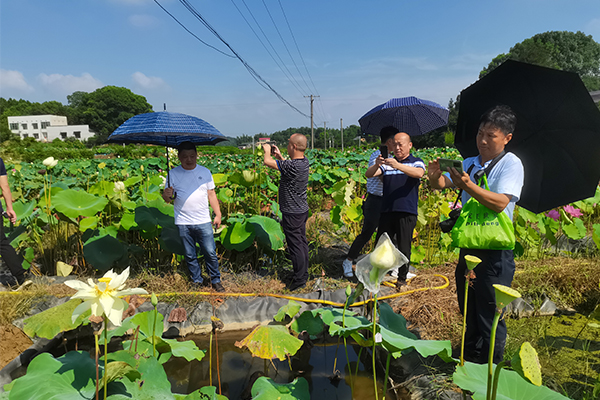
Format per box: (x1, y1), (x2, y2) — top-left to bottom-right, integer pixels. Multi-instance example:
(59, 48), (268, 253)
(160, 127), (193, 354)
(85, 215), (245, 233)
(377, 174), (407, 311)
(42, 156), (58, 168)
(65, 267), (147, 326)
(114, 181), (126, 192)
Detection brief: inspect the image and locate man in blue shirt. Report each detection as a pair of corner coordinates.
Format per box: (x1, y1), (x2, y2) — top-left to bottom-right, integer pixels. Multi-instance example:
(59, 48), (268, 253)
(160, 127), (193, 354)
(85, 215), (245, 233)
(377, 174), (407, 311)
(341, 126), (396, 279)
(428, 105), (524, 364)
(366, 130), (426, 286)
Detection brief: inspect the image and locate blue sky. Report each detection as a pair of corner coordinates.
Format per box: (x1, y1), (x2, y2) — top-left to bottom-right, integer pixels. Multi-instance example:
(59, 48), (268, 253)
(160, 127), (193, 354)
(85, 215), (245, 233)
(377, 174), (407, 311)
(1, 0), (599, 137)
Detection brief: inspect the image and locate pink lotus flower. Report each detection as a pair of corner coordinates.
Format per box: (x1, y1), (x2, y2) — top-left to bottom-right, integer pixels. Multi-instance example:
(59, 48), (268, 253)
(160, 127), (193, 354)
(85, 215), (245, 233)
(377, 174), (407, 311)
(546, 210), (560, 221)
(563, 205), (583, 218)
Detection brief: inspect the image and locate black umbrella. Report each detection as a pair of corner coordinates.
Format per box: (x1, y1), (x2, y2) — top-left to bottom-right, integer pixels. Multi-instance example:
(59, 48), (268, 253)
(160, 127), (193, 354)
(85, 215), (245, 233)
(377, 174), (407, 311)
(455, 60), (600, 213)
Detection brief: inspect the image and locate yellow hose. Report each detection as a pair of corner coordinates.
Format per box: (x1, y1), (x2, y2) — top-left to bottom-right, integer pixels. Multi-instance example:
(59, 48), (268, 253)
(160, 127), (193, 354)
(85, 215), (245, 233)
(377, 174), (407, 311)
(2, 274), (450, 308)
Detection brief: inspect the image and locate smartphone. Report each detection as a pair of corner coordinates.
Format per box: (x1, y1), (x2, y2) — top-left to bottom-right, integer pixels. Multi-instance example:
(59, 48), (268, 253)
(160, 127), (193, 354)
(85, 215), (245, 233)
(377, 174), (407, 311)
(270, 146), (276, 155)
(379, 145), (388, 159)
(438, 158), (463, 174)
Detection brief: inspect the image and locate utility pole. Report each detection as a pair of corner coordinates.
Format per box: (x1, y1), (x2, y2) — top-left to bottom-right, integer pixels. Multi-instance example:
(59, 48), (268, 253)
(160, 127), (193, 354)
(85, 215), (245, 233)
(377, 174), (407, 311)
(304, 95), (319, 149)
(323, 121), (327, 150)
(340, 118), (344, 151)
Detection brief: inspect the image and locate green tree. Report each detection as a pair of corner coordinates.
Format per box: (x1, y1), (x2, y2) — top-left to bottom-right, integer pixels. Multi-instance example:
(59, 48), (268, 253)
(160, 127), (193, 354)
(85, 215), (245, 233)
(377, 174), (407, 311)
(71, 86), (153, 144)
(480, 31), (600, 90)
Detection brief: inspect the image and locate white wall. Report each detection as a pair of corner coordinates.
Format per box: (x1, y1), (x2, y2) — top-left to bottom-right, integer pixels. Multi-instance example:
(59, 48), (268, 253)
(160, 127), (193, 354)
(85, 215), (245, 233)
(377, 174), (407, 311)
(7, 115), (94, 142)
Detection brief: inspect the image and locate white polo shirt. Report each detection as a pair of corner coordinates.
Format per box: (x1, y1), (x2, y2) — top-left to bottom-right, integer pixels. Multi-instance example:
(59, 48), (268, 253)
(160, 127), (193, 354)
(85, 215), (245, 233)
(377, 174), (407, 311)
(169, 165), (215, 225)
(460, 152), (524, 221)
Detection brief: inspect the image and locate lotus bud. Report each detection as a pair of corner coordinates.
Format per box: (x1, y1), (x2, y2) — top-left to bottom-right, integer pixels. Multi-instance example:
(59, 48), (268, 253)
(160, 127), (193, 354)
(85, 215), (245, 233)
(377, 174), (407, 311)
(151, 293), (158, 307)
(492, 284), (521, 309)
(464, 255), (482, 271)
(345, 285), (352, 298)
(42, 156), (58, 168)
(114, 181), (126, 192)
(370, 240), (395, 270)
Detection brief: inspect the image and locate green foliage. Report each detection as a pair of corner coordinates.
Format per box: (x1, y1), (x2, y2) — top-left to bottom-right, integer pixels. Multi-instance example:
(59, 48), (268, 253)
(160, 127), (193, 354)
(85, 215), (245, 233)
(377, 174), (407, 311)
(23, 299), (88, 339)
(251, 377), (310, 400)
(453, 361), (569, 400)
(274, 300), (302, 322)
(480, 30), (600, 90)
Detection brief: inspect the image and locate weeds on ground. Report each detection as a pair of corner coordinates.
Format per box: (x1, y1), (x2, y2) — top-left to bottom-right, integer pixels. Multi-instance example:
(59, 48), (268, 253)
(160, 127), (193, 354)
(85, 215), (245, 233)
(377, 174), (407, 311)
(0, 284), (48, 325)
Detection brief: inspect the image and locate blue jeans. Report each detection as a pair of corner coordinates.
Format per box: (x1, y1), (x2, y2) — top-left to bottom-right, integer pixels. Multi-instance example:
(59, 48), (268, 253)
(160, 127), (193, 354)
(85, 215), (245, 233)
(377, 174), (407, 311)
(178, 223), (221, 284)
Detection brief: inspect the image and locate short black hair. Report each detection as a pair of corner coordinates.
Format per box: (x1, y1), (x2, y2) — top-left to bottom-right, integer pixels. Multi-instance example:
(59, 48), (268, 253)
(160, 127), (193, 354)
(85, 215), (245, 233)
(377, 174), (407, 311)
(177, 141), (197, 152)
(479, 105), (517, 135)
(380, 126), (398, 142)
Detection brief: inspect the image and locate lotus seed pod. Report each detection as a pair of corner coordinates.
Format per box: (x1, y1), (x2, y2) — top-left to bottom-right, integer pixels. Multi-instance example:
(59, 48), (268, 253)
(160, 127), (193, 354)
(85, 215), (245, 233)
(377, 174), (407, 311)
(492, 284), (521, 309)
(511, 342), (542, 386)
(464, 255), (482, 270)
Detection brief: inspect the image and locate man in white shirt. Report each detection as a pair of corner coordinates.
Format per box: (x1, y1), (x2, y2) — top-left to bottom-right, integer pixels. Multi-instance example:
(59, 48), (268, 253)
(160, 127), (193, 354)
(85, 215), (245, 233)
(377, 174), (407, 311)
(428, 105), (524, 363)
(162, 142), (224, 292)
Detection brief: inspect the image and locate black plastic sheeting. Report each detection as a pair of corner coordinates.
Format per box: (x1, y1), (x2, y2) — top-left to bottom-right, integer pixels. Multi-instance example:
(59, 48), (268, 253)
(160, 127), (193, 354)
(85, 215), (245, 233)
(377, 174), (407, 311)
(0, 286), (378, 391)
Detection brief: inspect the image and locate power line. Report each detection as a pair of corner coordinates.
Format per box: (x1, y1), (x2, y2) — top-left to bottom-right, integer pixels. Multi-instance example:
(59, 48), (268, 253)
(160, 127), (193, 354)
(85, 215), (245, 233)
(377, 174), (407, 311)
(229, 0), (306, 96)
(261, 0), (312, 95)
(170, 0), (309, 118)
(152, 0), (234, 58)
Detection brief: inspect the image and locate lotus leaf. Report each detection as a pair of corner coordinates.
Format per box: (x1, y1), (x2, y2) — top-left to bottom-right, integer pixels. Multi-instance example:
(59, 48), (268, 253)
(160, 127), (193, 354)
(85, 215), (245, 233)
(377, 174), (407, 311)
(160, 226), (185, 255)
(6, 351), (97, 400)
(511, 342), (542, 386)
(23, 299), (89, 339)
(212, 173), (228, 186)
(274, 300), (302, 322)
(11, 200), (35, 222)
(79, 216), (98, 232)
(453, 361), (569, 400)
(89, 180), (116, 197)
(52, 189), (108, 219)
(235, 324), (302, 361)
(251, 377), (310, 400)
(220, 221), (255, 251)
(290, 310), (326, 337)
(247, 215), (285, 250)
(105, 361), (141, 383)
(135, 206), (174, 231)
(83, 234), (128, 271)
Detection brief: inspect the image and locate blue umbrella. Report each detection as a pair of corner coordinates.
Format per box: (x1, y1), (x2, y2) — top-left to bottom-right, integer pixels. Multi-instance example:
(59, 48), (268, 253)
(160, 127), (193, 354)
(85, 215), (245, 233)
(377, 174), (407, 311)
(107, 111), (227, 187)
(107, 111), (226, 147)
(359, 96), (449, 136)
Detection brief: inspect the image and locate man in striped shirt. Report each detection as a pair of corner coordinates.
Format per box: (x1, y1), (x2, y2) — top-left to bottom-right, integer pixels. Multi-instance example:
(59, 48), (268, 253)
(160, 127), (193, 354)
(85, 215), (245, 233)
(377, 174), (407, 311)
(366, 131), (425, 286)
(341, 126), (397, 279)
(262, 134), (310, 291)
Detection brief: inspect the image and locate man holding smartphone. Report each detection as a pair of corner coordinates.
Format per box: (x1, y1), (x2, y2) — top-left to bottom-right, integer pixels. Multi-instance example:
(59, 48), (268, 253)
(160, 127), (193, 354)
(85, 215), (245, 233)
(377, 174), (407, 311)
(341, 126), (397, 279)
(366, 129), (426, 287)
(428, 105), (524, 364)
(262, 134), (310, 291)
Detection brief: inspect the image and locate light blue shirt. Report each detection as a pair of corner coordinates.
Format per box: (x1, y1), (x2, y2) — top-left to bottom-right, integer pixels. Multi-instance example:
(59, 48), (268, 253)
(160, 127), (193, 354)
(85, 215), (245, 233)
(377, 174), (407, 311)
(459, 152), (524, 221)
(366, 150), (384, 196)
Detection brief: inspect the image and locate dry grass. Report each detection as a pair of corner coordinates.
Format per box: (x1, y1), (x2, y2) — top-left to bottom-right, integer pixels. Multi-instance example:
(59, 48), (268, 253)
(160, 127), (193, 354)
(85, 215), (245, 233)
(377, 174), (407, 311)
(0, 284), (49, 325)
(392, 264), (463, 347)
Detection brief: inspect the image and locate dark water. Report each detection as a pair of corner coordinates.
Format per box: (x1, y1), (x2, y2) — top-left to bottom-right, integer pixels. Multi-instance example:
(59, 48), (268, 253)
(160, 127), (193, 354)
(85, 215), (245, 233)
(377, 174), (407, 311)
(163, 330), (401, 400)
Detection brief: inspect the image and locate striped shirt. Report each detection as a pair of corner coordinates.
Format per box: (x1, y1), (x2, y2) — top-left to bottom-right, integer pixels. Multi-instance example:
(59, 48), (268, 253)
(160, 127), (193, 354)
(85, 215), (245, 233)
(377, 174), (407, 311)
(380, 154), (426, 215)
(277, 157), (310, 214)
(366, 150), (384, 197)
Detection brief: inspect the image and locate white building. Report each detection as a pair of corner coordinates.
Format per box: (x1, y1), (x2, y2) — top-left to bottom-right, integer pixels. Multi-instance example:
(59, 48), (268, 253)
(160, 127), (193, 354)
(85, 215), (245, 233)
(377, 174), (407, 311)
(7, 115), (95, 142)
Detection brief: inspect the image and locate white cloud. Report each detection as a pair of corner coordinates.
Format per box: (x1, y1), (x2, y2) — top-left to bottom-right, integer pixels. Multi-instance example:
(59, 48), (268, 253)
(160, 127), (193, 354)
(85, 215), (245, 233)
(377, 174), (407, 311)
(0, 70), (34, 92)
(37, 72), (103, 96)
(132, 72), (168, 90)
(128, 14), (159, 28)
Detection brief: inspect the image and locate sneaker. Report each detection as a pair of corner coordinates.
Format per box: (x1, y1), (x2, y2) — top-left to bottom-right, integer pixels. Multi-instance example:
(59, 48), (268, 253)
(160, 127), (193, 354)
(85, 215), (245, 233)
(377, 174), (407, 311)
(342, 259), (354, 278)
(190, 281), (209, 291)
(390, 268), (399, 278)
(406, 272), (417, 280)
(212, 282), (225, 293)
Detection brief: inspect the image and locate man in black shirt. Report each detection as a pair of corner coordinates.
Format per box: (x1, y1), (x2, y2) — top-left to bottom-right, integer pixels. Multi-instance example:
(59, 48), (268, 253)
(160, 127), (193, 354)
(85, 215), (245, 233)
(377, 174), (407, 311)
(263, 134), (310, 291)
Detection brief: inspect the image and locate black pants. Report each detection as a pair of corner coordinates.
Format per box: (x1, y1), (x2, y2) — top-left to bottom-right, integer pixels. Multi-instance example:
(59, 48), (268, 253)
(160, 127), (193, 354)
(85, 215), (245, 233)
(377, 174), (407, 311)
(281, 211), (309, 286)
(456, 248), (515, 364)
(376, 211), (417, 281)
(0, 219), (24, 285)
(347, 193), (382, 260)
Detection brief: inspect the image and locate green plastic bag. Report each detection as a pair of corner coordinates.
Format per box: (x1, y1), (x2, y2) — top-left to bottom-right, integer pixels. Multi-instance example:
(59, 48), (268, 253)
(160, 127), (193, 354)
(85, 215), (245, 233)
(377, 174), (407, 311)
(451, 175), (515, 250)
